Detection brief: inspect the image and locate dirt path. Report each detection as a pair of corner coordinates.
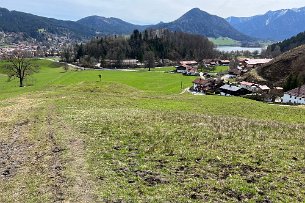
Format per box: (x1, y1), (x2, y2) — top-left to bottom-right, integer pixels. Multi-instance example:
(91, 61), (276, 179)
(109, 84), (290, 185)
(179, 88), (190, 95)
(0, 95), (95, 202)
(68, 138), (96, 202)
(44, 104), (96, 202)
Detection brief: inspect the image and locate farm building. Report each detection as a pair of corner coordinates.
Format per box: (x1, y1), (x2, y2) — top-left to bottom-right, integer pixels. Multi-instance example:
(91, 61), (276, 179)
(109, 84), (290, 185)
(175, 65), (187, 73)
(175, 65), (198, 75)
(219, 60), (230, 66)
(192, 78), (215, 93)
(282, 85), (305, 104)
(245, 59), (272, 67)
(180, 61), (198, 66)
(220, 84), (250, 96)
(258, 85), (271, 93)
(240, 81), (258, 92)
(202, 59), (218, 67)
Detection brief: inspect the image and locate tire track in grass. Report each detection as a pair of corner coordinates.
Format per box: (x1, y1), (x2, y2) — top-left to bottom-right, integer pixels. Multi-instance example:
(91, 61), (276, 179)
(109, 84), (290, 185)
(0, 93), (96, 202)
(46, 104), (96, 202)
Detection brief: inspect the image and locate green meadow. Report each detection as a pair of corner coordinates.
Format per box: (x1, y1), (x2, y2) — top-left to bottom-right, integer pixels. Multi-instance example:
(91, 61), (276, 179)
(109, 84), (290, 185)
(0, 59), (305, 202)
(209, 37), (240, 46)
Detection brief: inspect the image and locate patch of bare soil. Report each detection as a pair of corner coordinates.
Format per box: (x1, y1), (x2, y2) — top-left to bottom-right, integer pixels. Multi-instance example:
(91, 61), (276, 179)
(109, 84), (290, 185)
(0, 95), (95, 202)
(46, 111), (67, 202)
(0, 120), (32, 180)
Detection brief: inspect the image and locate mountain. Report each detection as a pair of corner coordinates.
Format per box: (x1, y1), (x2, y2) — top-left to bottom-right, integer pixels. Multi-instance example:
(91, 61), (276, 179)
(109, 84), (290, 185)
(227, 7), (305, 41)
(244, 45), (305, 87)
(77, 16), (149, 35)
(0, 7), (95, 40)
(150, 8), (254, 42)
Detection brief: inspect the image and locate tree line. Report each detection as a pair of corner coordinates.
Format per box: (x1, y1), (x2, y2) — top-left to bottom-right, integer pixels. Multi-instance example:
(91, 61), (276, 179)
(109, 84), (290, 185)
(284, 54), (305, 91)
(62, 29), (218, 68)
(264, 31), (305, 58)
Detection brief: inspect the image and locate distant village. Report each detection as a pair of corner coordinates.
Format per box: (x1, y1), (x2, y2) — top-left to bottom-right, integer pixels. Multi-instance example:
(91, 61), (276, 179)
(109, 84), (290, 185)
(0, 31), (75, 58)
(175, 59), (305, 105)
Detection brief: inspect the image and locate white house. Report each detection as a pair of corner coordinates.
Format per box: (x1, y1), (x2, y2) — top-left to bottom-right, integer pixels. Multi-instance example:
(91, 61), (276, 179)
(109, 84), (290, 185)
(282, 85), (305, 104)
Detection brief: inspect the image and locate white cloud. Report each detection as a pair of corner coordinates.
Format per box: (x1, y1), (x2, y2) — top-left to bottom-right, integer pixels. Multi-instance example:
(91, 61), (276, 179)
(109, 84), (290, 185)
(0, 0), (305, 24)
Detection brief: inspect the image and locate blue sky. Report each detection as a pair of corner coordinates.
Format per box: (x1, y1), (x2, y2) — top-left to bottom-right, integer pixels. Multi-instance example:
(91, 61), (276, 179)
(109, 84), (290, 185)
(1, 0), (305, 24)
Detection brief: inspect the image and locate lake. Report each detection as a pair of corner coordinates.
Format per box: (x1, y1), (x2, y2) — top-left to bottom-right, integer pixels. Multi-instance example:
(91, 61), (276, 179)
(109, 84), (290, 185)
(216, 46), (263, 53)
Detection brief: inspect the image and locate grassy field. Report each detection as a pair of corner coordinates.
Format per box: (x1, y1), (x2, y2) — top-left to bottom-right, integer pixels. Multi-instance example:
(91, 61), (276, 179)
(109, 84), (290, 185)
(209, 37), (240, 46)
(1, 59), (305, 202)
(209, 66), (229, 73)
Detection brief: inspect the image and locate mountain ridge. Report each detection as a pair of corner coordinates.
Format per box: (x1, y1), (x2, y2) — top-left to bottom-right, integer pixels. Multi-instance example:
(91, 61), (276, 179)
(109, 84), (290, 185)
(227, 7), (305, 41)
(77, 16), (149, 35)
(150, 8), (254, 42)
(0, 7), (95, 40)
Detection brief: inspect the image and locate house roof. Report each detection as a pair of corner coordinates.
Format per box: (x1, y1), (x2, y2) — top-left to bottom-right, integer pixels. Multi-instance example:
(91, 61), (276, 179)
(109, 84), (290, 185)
(193, 78), (211, 85)
(245, 59), (272, 65)
(180, 61), (198, 65)
(220, 84), (242, 92)
(285, 85), (305, 98)
(229, 68), (241, 75)
(240, 81), (254, 86)
(202, 59), (214, 63)
(259, 85), (270, 90)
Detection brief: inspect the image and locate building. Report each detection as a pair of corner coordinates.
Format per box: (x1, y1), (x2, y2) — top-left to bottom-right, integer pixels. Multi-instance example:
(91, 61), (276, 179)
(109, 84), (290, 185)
(192, 78), (215, 93)
(220, 84), (250, 96)
(203, 59), (217, 67)
(282, 85), (305, 104)
(219, 60), (230, 66)
(180, 61), (198, 67)
(240, 81), (258, 92)
(258, 85), (270, 93)
(175, 65), (187, 73)
(245, 59), (272, 68)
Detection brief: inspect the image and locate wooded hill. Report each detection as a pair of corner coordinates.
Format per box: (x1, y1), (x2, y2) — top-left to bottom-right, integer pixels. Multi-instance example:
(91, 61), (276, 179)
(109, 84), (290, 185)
(72, 29), (217, 67)
(245, 45), (305, 90)
(266, 31), (305, 57)
(77, 16), (149, 35)
(0, 8), (94, 40)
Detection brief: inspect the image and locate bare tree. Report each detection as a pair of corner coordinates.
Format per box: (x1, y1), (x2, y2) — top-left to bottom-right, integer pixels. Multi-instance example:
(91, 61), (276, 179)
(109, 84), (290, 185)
(61, 46), (74, 63)
(3, 50), (40, 87)
(63, 63), (69, 72)
(144, 51), (155, 71)
(229, 57), (239, 70)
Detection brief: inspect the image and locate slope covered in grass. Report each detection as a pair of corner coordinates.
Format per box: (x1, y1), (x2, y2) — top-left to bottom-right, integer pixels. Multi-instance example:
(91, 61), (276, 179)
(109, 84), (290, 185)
(0, 59), (305, 202)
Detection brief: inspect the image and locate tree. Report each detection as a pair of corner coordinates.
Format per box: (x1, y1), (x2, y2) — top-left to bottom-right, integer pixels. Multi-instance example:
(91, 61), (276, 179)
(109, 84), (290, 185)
(80, 55), (96, 68)
(61, 46), (74, 63)
(229, 57), (239, 70)
(63, 63), (69, 72)
(3, 51), (40, 87)
(271, 45), (282, 58)
(144, 51), (155, 71)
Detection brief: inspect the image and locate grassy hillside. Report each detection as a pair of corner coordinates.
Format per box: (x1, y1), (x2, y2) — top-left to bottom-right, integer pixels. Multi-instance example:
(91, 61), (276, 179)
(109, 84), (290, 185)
(209, 37), (240, 46)
(244, 45), (305, 87)
(1, 59), (305, 202)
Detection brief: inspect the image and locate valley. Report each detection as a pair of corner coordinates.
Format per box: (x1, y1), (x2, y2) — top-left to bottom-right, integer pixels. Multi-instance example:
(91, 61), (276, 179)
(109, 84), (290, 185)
(1, 2), (305, 202)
